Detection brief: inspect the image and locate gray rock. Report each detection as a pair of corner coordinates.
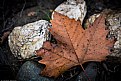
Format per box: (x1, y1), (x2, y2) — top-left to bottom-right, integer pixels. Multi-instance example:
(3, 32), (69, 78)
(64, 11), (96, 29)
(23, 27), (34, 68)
(17, 61), (98, 81)
(76, 62), (97, 81)
(17, 61), (54, 81)
(106, 10), (121, 58)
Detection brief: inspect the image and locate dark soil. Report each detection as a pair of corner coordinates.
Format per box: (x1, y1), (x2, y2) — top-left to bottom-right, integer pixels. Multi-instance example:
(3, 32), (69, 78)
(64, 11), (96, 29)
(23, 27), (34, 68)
(0, 0), (121, 81)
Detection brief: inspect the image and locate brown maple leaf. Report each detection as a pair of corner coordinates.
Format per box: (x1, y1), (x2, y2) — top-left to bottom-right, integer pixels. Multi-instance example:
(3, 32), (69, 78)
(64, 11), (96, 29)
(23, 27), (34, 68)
(36, 12), (115, 78)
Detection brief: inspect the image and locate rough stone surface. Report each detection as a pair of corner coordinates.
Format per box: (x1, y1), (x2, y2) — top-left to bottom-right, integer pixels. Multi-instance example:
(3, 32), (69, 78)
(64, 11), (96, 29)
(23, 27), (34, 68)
(17, 61), (54, 81)
(8, 20), (51, 59)
(106, 11), (121, 58)
(52, 0), (87, 24)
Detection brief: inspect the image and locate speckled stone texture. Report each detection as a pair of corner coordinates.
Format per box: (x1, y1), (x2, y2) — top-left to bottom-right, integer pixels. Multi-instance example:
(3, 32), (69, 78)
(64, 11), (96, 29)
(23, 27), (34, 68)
(8, 20), (51, 59)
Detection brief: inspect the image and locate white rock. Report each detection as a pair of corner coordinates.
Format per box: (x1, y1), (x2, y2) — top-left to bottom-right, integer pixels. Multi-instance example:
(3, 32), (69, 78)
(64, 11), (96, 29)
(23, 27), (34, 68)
(52, 0), (87, 24)
(8, 20), (51, 59)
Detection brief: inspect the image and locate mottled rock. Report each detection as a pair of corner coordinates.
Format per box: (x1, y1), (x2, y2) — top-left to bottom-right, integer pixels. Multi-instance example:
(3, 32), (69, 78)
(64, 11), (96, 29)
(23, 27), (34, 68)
(8, 20), (51, 59)
(17, 61), (54, 81)
(106, 11), (121, 58)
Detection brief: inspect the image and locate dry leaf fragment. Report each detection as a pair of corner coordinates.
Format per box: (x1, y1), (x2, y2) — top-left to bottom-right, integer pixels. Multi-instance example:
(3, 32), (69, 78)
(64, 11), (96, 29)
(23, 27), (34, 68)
(0, 31), (10, 44)
(36, 12), (115, 78)
(27, 11), (36, 16)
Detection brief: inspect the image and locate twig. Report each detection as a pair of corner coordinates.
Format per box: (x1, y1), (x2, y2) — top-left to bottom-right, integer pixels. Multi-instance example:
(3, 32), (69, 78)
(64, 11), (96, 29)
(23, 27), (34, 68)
(19, 0), (26, 17)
